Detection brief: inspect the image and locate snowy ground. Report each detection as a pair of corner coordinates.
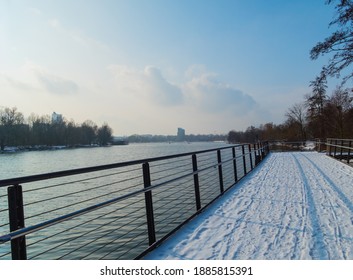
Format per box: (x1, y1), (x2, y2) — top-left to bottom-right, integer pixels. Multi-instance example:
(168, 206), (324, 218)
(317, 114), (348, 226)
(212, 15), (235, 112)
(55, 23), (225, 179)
(144, 152), (353, 260)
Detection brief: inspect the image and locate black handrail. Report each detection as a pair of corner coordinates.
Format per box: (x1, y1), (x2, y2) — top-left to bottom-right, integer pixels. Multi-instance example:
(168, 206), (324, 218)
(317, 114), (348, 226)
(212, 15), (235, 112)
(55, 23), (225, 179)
(0, 144), (252, 188)
(0, 142), (269, 260)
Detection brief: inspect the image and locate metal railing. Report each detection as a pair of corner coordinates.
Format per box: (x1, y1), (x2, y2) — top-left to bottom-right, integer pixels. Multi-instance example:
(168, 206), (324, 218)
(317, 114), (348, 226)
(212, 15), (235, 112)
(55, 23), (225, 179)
(0, 142), (269, 260)
(267, 138), (353, 166)
(324, 138), (353, 164)
(268, 141), (318, 152)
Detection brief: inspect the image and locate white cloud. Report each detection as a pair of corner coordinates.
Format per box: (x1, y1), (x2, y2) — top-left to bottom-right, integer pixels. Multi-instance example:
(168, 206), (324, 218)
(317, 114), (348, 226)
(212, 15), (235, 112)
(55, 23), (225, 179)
(109, 64), (258, 117)
(105, 64), (266, 134)
(36, 72), (79, 95)
(8, 61), (79, 95)
(184, 72), (256, 115)
(109, 65), (183, 106)
(3, 76), (35, 92)
(143, 66), (183, 106)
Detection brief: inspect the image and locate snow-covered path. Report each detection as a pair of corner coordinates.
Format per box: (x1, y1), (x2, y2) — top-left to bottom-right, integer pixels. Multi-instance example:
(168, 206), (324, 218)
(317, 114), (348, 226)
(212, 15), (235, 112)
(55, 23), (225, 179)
(144, 152), (353, 260)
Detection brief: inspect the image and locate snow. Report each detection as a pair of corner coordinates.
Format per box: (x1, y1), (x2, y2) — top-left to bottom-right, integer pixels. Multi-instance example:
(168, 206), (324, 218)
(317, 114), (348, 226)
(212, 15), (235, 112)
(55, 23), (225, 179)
(144, 152), (353, 260)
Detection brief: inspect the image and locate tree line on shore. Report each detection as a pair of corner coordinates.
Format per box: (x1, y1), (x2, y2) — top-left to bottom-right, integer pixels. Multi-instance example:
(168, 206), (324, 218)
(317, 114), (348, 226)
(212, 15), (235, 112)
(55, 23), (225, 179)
(0, 107), (113, 151)
(228, 83), (353, 143)
(126, 133), (226, 143)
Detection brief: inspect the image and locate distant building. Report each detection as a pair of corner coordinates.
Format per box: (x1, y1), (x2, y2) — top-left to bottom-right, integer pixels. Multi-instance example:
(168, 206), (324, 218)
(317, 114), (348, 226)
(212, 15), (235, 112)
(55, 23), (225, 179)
(52, 112), (63, 124)
(177, 127), (185, 141)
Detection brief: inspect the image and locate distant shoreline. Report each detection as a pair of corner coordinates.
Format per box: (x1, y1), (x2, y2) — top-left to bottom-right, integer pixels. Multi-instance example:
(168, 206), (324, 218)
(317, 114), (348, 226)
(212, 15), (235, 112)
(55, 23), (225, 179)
(0, 144), (110, 154)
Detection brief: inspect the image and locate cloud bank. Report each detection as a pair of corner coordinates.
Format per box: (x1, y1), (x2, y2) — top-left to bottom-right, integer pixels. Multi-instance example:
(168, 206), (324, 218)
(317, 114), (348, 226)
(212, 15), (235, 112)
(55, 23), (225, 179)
(109, 65), (257, 116)
(36, 72), (79, 95)
(184, 72), (256, 115)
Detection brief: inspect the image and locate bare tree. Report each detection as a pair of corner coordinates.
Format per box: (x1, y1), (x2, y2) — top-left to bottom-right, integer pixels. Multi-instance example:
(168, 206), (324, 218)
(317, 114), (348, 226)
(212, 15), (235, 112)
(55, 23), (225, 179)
(325, 86), (353, 137)
(285, 102), (307, 140)
(310, 0), (353, 83)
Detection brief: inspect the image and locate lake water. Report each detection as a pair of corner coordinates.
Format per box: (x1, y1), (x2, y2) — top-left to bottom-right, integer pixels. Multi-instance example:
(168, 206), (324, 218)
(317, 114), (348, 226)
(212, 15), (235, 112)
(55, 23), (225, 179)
(1, 141), (243, 260)
(0, 142), (229, 180)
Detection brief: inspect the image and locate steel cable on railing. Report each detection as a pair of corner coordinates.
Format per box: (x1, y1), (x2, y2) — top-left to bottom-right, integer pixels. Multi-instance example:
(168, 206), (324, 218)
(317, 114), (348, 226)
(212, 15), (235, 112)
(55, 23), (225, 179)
(152, 167), (191, 184)
(0, 250), (11, 259)
(199, 175), (220, 203)
(25, 195), (145, 251)
(0, 194), (9, 228)
(23, 172), (142, 206)
(98, 227), (149, 260)
(0, 223), (9, 230)
(23, 166), (141, 193)
(150, 161), (191, 177)
(153, 183), (194, 226)
(202, 190), (220, 205)
(224, 170), (235, 185)
(28, 196), (146, 259)
(78, 214), (147, 260)
(24, 176), (141, 206)
(151, 163), (189, 176)
(155, 200), (195, 231)
(199, 167), (218, 183)
(150, 156), (191, 168)
(154, 185), (195, 209)
(0, 222), (9, 230)
(170, 202), (195, 222)
(24, 180), (144, 222)
(55, 210), (146, 260)
(81, 222), (147, 260)
(156, 211), (194, 237)
(163, 201), (195, 221)
(197, 154), (216, 165)
(111, 235), (148, 260)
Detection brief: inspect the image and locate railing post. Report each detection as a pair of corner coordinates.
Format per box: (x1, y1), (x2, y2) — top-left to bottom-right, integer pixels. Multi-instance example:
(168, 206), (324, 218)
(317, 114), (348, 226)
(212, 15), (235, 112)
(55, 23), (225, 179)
(253, 143), (257, 155)
(340, 139), (344, 161)
(254, 143), (259, 165)
(192, 154), (201, 211)
(232, 147), (238, 182)
(8, 184), (27, 260)
(242, 145), (247, 175)
(249, 144), (253, 170)
(217, 150), (224, 194)
(334, 139), (337, 158)
(259, 142), (265, 161)
(142, 162), (156, 246)
(348, 141), (352, 164)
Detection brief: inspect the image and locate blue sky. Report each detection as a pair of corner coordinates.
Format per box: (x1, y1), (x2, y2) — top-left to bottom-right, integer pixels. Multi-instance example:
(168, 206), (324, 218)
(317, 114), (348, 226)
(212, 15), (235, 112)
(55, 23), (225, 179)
(0, 0), (339, 135)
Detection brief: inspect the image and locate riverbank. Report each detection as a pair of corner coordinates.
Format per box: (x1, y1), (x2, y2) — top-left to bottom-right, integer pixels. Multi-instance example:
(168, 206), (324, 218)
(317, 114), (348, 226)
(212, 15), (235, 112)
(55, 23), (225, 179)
(0, 144), (104, 153)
